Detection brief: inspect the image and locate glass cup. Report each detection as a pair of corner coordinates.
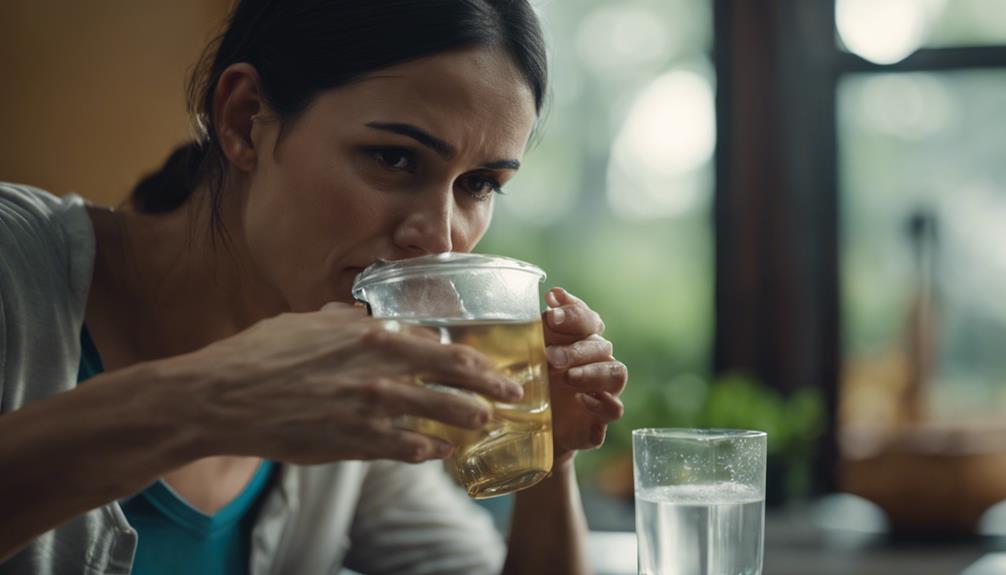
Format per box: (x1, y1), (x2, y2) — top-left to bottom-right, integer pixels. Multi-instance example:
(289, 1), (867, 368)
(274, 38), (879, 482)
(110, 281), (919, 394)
(632, 428), (767, 575)
(352, 252), (553, 498)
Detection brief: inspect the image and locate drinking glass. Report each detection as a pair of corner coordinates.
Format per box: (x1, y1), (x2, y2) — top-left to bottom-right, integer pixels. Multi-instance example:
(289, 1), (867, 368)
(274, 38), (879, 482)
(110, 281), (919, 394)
(352, 252), (552, 498)
(633, 428), (767, 575)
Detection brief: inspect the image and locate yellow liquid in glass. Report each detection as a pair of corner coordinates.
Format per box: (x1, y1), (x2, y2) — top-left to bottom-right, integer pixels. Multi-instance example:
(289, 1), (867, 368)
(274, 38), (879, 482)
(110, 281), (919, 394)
(405, 319), (553, 499)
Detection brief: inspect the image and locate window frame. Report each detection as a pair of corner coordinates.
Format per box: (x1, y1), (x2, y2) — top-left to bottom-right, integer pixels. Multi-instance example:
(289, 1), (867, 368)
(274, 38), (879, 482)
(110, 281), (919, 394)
(712, 0), (1006, 494)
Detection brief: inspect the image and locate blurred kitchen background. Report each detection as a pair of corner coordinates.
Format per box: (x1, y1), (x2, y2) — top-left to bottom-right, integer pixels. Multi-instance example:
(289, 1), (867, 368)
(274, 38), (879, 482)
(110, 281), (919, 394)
(4, 1), (1006, 573)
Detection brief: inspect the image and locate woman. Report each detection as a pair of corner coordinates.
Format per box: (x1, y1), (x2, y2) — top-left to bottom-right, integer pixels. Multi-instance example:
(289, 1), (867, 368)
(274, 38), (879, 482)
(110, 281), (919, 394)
(0, 1), (628, 573)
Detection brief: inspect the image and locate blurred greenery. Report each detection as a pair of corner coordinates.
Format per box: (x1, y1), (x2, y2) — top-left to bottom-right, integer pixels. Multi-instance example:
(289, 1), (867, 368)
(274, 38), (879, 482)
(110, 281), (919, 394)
(467, 0), (1006, 534)
(479, 1), (716, 475)
(476, 0), (832, 503)
(479, 3), (1006, 511)
(573, 371), (826, 500)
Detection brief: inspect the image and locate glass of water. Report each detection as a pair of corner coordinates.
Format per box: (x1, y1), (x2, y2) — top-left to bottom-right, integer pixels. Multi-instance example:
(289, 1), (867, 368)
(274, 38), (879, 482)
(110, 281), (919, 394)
(633, 428), (767, 575)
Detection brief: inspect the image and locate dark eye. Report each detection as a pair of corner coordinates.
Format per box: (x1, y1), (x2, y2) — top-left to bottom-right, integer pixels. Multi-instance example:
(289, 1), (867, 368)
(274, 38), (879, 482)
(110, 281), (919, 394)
(460, 172), (504, 201)
(371, 148), (417, 173)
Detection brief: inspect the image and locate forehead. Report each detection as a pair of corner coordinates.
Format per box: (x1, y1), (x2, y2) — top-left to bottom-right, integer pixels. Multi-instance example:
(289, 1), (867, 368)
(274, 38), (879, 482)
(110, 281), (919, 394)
(303, 47), (538, 159)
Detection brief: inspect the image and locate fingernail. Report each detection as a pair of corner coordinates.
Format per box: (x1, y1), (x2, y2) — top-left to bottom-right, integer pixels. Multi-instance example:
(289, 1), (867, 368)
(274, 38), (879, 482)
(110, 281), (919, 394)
(546, 290), (561, 307)
(550, 307), (566, 326)
(568, 366), (584, 381)
(497, 377), (523, 400)
(507, 382), (524, 400)
(547, 346), (568, 367)
(435, 440), (454, 457)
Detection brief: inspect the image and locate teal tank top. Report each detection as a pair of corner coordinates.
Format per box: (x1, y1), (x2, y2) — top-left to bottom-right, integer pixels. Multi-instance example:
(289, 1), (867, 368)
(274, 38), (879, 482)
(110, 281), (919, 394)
(78, 326), (274, 575)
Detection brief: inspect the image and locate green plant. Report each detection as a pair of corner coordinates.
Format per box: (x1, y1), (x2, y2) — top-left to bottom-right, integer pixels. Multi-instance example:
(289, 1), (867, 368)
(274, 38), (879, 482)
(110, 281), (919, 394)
(579, 371), (827, 501)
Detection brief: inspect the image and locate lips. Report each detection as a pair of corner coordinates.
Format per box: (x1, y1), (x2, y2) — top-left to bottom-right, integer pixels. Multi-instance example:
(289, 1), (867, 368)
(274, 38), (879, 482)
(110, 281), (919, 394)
(347, 257), (392, 273)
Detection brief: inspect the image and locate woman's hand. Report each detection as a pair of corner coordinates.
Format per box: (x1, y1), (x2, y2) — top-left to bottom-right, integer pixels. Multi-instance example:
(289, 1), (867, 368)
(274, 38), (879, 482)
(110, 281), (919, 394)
(174, 303), (524, 465)
(542, 288), (628, 465)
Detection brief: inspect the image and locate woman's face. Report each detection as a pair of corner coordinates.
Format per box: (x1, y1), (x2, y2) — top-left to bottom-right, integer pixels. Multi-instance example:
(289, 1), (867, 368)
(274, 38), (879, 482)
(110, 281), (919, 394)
(239, 47), (537, 311)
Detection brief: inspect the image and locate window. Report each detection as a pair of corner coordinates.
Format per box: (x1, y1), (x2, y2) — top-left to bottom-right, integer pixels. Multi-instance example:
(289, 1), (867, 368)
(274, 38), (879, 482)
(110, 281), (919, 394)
(712, 0), (1006, 499)
(839, 69), (1006, 427)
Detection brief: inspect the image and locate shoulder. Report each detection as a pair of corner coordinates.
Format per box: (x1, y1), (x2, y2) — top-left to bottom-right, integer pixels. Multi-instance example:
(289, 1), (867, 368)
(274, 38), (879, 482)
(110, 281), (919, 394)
(0, 181), (90, 251)
(0, 183), (96, 411)
(1, 181), (65, 215)
(0, 181), (95, 307)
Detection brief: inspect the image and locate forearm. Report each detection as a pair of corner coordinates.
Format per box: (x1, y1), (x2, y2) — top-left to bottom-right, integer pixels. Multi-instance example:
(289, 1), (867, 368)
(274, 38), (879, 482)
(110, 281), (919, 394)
(0, 359), (210, 560)
(502, 459), (592, 575)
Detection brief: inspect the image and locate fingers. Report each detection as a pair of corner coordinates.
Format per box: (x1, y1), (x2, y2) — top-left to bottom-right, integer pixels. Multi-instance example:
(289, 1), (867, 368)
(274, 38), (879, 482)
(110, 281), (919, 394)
(569, 392), (621, 450)
(381, 378), (493, 430)
(565, 361), (628, 394)
(577, 391), (624, 423)
(544, 288), (605, 338)
(369, 427), (456, 463)
(359, 328), (523, 402)
(320, 301), (367, 316)
(547, 334), (613, 370)
(379, 320), (443, 342)
(591, 424), (607, 447)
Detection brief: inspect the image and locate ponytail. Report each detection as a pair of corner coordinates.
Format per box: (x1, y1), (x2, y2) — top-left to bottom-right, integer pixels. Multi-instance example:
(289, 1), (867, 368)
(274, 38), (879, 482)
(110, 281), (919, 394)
(130, 141), (207, 213)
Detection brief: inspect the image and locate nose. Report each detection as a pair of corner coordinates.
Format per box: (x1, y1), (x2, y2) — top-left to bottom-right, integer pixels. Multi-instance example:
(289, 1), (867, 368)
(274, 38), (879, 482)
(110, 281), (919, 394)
(392, 190), (455, 255)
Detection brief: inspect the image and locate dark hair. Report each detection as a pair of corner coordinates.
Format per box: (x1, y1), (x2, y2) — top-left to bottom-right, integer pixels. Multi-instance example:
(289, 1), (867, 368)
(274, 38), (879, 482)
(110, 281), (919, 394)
(131, 0), (548, 230)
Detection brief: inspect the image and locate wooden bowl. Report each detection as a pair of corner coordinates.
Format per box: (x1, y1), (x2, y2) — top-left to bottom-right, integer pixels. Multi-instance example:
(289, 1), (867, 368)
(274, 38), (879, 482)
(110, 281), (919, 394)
(840, 423), (1006, 534)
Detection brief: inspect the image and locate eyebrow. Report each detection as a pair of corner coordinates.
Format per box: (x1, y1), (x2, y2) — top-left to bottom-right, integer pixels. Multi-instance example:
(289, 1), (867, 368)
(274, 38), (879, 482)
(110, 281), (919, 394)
(364, 121), (521, 171)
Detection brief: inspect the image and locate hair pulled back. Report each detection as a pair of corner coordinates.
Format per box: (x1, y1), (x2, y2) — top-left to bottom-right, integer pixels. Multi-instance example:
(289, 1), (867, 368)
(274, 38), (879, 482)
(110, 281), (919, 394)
(130, 0), (547, 230)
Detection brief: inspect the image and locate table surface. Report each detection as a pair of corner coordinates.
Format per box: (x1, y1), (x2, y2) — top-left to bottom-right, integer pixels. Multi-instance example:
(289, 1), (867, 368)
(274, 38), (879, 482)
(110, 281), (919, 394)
(583, 490), (998, 575)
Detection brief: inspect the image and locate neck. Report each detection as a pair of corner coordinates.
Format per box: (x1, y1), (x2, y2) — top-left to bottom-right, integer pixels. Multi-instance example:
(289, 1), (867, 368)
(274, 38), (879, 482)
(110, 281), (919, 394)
(90, 182), (288, 363)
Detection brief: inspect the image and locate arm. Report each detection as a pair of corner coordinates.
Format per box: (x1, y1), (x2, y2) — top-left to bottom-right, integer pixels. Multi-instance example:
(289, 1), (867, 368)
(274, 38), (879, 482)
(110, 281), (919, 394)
(0, 361), (209, 561)
(502, 459), (591, 575)
(1, 306), (520, 562)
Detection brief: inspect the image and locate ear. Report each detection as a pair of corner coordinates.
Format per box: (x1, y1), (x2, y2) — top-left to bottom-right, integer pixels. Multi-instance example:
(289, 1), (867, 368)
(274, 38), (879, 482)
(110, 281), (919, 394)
(213, 63), (267, 173)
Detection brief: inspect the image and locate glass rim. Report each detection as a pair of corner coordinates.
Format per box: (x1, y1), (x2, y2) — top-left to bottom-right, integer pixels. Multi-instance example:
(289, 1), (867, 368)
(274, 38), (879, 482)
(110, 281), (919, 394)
(352, 252), (545, 293)
(632, 428), (767, 440)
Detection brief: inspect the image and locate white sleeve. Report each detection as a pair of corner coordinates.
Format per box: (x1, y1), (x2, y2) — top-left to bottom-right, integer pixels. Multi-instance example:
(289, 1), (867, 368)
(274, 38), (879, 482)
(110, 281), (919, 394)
(0, 182), (92, 412)
(0, 280), (6, 406)
(343, 460), (506, 575)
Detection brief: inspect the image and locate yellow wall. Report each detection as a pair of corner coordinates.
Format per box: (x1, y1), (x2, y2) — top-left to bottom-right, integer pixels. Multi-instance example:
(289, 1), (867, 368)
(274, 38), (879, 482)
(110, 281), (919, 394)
(0, 1), (231, 205)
